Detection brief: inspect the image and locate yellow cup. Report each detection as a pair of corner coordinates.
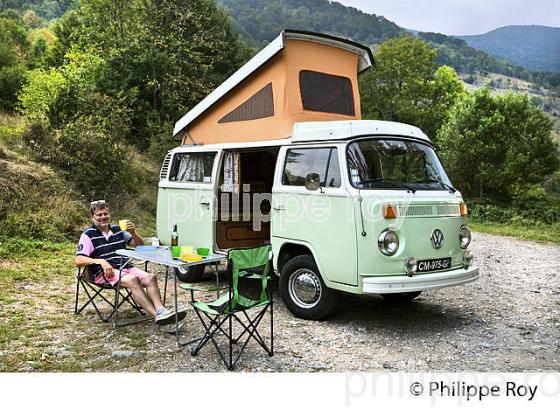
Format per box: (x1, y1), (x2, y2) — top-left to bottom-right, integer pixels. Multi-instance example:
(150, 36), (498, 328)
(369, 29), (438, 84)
(180, 245), (194, 254)
(119, 219), (128, 231)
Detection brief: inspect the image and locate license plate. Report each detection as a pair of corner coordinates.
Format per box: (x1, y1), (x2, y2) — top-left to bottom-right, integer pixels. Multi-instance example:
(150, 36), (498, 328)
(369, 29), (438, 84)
(417, 257), (451, 272)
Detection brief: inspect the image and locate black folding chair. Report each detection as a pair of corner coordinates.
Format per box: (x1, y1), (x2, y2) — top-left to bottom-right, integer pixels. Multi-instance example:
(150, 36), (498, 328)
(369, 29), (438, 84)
(74, 265), (152, 327)
(187, 245), (273, 370)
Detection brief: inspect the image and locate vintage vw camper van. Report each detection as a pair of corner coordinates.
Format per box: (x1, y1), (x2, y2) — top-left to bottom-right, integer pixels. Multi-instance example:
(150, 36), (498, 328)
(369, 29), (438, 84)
(157, 30), (479, 320)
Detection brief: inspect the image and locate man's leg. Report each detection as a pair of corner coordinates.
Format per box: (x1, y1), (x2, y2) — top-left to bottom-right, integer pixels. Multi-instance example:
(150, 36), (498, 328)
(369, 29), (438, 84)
(120, 275), (157, 318)
(137, 271), (187, 326)
(141, 273), (165, 312)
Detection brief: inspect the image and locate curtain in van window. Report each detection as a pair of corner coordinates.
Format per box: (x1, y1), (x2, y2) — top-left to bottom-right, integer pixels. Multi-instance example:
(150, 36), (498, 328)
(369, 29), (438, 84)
(176, 155), (205, 182)
(223, 152), (240, 193)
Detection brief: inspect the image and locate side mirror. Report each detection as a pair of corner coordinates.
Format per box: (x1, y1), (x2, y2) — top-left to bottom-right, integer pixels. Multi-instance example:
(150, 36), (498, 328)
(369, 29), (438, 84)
(305, 173), (321, 191)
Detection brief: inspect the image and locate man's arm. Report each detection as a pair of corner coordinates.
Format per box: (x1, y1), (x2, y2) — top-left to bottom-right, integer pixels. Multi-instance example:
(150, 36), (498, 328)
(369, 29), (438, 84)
(75, 233), (115, 277)
(75, 255), (115, 277)
(124, 220), (144, 247)
(129, 231), (144, 247)
(75, 255), (107, 267)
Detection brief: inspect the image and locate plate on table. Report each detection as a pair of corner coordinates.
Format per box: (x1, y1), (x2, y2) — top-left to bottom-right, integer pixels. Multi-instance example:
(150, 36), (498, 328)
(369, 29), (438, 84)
(136, 245), (158, 252)
(179, 254), (205, 262)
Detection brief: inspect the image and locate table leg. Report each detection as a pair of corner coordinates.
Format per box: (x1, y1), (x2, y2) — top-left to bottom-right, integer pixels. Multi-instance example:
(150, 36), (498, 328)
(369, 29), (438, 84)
(215, 262), (220, 298)
(173, 267), (180, 347)
(172, 264), (210, 349)
(114, 256), (124, 328)
(163, 266), (169, 305)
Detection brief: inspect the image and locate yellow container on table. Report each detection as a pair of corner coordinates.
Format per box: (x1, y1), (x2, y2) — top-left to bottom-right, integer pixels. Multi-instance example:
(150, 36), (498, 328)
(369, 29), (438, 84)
(180, 253), (203, 262)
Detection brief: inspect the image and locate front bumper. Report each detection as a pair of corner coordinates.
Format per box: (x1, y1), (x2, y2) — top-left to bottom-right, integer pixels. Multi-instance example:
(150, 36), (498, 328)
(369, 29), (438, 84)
(362, 265), (480, 294)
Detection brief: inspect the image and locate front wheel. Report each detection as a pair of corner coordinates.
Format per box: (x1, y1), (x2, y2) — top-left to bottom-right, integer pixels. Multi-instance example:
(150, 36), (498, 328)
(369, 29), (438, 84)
(280, 255), (336, 320)
(174, 265), (205, 283)
(380, 291), (422, 302)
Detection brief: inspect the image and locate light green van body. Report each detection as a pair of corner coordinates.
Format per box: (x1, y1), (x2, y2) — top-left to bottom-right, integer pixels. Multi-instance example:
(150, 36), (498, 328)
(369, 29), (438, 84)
(156, 120), (480, 297)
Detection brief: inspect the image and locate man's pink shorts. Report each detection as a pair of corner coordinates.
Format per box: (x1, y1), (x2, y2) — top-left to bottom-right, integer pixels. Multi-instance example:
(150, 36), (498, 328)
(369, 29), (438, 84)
(94, 267), (150, 287)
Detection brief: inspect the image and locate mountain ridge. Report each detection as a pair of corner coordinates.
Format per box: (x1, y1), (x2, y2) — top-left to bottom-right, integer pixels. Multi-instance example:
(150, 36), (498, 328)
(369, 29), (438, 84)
(217, 0), (560, 88)
(457, 25), (560, 73)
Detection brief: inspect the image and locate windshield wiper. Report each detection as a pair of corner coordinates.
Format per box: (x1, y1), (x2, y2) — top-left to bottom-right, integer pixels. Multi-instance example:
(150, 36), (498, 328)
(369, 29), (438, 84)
(358, 178), (416, 193)
(414, 179), (456, 193)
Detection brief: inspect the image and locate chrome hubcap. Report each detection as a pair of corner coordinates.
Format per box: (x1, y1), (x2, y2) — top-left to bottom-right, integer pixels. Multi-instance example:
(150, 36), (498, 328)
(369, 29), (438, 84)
(288, 269), (322, 308)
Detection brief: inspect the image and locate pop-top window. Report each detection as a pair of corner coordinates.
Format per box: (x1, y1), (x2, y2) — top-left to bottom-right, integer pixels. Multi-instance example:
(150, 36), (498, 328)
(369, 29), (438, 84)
(219, 83), (274, 123)
(169, 152), (216, 183)
(299, 71), (355, 116)
(282, 148), (341, 188)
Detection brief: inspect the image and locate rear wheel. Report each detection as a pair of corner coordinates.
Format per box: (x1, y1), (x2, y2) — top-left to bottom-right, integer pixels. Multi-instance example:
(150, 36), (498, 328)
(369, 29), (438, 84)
(380, 291), (422, 302)
(174, 265), (205, 283)
(280, 255), (336, 320)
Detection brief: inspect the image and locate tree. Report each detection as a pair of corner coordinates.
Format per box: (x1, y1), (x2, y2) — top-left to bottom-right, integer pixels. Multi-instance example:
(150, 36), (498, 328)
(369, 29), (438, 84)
(359, 36), (465, 140)
(437, 89), (560, 200)
(51, 0), (251, 150)
(0, 15), (29, 110)
(18, 0), (251, 197)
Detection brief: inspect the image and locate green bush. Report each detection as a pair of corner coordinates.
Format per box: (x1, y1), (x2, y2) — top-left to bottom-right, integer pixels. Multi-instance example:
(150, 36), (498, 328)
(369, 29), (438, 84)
(0, 63), (27, 111)
(543, 171), (560, 194)
(468, 197), (560, 225)
(438, 89), (559, 200)
(18, 53), (138, 199)
(469, 202), (516, 224)
(511, 197), (560, 225)
(48, 116), (136, 199)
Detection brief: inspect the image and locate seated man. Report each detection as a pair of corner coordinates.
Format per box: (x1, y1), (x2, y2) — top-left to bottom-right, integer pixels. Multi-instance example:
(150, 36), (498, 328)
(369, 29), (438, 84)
(75, 200), (186, 332)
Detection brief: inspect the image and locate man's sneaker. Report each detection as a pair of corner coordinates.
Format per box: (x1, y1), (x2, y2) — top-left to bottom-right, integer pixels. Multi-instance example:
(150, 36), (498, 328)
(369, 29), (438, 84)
(160, 321), (185, 334)
(155, 308), (187, 326)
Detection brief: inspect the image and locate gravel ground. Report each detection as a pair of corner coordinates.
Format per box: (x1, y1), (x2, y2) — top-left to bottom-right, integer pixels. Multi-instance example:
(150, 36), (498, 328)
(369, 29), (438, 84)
(122, 232), (559, 372)
(20, 232), (557, 372)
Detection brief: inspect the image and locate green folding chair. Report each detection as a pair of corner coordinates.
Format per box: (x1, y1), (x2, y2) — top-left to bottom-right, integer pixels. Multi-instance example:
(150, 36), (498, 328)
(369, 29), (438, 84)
(188, 245), (273, 370)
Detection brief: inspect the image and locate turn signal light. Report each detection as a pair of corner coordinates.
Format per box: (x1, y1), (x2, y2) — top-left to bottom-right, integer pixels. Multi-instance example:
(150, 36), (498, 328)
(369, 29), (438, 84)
(383, 204), (397, 219)
(460, 203), (468, 216)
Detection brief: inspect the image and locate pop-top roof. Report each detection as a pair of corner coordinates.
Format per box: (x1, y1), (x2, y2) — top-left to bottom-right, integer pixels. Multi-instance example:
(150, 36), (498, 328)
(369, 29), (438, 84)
(172, 30), (374, 143)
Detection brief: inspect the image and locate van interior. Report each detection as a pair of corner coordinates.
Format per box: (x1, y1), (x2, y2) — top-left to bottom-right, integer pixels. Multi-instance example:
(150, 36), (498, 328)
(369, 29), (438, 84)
(216, 148), (279, 250)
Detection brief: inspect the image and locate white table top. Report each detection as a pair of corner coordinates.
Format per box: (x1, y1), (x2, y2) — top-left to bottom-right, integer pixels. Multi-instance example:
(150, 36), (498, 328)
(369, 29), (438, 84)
(116, 248), (227, 268)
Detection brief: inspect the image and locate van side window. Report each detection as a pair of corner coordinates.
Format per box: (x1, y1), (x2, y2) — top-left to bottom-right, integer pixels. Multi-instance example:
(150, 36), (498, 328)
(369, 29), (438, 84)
(282, 148), (341, 187)
(169, 152), (216, 183)
(299, 71), (355, 116)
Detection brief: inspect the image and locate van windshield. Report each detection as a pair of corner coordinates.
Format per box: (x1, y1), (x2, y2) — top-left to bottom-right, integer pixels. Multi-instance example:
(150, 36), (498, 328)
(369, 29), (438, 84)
(347, 138), (453, 190)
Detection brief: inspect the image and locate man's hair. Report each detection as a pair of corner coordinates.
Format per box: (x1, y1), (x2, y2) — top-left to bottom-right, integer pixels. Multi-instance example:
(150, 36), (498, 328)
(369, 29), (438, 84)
(90, 200), (108, 216)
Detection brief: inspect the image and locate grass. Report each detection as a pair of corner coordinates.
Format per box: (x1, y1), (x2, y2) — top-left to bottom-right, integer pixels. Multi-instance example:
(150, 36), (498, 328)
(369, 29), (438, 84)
(469, 221), (560, 245)
(0, 238), (154, 372)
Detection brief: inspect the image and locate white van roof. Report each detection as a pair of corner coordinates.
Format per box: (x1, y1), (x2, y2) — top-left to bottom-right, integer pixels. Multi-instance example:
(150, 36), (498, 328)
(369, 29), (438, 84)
(292, 120), (431, 143)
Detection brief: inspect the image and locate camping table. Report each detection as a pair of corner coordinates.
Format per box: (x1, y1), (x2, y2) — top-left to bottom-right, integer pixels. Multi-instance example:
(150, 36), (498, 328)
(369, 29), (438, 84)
(115, 248), (227, 347)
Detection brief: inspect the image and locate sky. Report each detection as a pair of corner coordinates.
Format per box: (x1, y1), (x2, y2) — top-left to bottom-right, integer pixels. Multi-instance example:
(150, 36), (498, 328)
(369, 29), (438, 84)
(335, 0), (560, 35)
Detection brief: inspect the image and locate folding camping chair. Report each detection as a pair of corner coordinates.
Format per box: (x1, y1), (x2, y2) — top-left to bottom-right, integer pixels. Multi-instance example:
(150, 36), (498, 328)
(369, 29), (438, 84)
(74, 265), (152, 327)
(188, 245), (273, 370)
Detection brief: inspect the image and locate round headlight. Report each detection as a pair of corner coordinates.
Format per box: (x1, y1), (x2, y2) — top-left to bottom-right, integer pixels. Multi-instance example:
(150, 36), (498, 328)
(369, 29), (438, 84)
(459, 226), (471, 249)
(378, 230), (399, 256)
(463, 250), (474, 267)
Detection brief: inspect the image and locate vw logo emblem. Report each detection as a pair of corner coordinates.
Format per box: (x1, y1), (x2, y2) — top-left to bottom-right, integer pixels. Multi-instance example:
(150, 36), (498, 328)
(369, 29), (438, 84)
(431, 229), (444, 248)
